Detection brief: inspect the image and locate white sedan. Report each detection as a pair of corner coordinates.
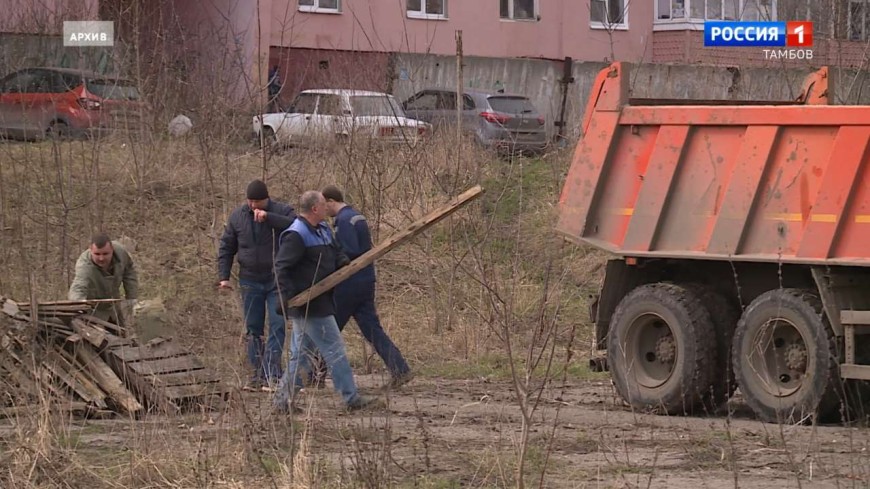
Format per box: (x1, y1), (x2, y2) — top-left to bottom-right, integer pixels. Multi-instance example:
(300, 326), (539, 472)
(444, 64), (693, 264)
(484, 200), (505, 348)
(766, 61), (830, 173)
(253, 89), (431, 147)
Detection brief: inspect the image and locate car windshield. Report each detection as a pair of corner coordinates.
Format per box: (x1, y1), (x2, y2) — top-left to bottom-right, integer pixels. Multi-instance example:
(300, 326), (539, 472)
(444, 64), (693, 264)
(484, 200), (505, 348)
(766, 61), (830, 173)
(487, 96), (536, 115)
(289, 93), (318, 114)
(86, 79), (141, 101)
(350, 95), (405, 117)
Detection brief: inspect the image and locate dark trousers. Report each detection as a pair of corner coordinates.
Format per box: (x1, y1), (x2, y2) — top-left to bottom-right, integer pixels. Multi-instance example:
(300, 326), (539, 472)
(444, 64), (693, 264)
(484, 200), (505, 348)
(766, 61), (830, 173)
(315, 282), (409, 379)
(240, 278), (285, 382)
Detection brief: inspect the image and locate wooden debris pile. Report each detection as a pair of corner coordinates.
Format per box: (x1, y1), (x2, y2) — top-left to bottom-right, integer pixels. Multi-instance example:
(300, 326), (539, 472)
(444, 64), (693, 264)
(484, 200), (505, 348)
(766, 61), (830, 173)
(1, 297), (229, 419)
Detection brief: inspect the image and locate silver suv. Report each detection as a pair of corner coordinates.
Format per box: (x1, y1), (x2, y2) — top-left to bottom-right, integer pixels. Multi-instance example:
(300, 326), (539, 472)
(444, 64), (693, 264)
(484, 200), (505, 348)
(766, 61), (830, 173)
(402, 89), (547, 155)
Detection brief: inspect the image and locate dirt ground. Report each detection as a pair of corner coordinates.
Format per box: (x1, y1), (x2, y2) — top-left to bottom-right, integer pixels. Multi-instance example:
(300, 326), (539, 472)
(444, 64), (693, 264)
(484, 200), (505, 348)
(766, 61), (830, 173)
(6, 373), (867, 488)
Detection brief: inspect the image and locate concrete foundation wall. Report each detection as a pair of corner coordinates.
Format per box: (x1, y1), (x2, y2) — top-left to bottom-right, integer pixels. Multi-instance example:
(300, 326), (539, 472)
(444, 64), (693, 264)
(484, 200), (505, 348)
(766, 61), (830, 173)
(390, 54), (870, 141)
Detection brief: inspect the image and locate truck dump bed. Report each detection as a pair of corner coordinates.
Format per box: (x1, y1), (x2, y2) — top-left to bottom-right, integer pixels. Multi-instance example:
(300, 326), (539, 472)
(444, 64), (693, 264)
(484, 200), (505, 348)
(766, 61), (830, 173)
(557, 62), (870, 267)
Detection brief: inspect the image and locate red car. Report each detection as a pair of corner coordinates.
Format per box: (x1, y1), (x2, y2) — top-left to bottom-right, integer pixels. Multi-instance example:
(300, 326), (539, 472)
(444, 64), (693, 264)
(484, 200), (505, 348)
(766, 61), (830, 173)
(0, 67), (143, 140)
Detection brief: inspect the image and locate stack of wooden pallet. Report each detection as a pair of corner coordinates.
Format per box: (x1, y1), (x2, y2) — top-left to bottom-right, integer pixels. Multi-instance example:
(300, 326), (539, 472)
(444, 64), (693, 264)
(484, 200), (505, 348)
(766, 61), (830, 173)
(0, 297), (229, 418)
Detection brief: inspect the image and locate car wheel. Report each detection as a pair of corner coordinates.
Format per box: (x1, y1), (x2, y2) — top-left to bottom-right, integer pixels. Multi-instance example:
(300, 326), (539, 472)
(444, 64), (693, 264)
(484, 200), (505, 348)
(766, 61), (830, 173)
(261, 126), (277, 145)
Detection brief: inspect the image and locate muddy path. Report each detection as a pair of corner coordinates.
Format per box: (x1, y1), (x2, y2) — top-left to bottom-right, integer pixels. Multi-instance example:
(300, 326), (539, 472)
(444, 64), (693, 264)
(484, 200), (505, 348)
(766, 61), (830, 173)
(4, 375), (868, 488)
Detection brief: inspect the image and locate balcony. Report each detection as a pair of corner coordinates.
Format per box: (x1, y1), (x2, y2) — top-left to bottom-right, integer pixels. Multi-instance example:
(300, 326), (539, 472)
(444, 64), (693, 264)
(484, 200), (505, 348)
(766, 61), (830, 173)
(654, 0), (777, 31)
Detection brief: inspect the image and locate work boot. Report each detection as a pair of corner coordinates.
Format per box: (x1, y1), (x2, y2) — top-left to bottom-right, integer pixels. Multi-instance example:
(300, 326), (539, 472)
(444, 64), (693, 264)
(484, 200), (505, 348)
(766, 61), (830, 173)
(346, 395), (382, 412)
(383, 371), (415, 391)
(246, 334), (265, 386)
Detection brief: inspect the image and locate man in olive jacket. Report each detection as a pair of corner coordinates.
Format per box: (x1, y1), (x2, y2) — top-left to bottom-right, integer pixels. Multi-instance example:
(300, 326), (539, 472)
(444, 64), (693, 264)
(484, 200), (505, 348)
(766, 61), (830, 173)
(68, 233), (139, 323)
(218, 179), (296, 390)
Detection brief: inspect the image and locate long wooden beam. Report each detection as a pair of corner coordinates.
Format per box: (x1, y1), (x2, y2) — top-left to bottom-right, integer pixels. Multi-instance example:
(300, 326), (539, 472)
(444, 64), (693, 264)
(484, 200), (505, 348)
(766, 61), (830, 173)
(286, 185), (484, 308)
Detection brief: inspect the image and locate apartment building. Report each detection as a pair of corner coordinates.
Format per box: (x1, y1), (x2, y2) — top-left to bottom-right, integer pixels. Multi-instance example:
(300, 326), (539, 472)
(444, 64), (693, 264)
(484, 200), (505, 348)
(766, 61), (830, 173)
(161, 0), (864, 104)
(3, 0), (869, 107)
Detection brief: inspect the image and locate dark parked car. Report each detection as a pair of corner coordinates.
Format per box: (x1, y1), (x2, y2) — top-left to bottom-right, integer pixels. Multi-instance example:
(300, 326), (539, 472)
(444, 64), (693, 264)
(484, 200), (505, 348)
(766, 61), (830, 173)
(0, 67), (143, 140)
(402, 88), (548, 155)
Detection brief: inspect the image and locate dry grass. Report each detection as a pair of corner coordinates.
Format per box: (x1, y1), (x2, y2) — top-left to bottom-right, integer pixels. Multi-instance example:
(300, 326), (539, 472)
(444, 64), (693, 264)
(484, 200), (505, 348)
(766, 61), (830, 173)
(3, 122), (867, 489)
(0, 128), (604, 487)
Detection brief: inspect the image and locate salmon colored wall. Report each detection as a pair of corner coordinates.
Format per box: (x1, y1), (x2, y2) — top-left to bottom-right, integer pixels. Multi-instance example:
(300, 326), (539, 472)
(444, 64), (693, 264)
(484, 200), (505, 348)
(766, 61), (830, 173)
(265, 0), (654, 62)
(0, 0), (99, 34)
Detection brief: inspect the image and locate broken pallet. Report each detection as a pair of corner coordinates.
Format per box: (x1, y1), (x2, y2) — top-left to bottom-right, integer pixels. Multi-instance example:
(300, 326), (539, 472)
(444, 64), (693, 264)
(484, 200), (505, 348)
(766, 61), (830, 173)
(102, 338), (230, 413)
(2, 298), (227, 418)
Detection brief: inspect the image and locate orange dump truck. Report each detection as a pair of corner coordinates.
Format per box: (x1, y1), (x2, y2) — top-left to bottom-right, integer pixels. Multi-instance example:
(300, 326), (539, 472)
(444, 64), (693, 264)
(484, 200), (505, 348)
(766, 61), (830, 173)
(558, 62), (870, 423)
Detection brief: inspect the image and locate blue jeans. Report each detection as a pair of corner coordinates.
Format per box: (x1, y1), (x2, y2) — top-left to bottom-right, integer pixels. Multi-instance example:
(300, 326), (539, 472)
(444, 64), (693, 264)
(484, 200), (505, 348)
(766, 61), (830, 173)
(335, 283), (410, 378)
(240, 278), (286, 382)
(273, 314), (361, 408)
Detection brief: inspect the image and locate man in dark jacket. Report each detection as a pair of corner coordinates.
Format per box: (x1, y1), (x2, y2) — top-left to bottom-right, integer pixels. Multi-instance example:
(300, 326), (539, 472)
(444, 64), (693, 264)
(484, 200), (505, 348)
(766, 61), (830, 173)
(218, 179), (296, 390)
(272, 190), (377, 413)
(321, 185), (412, 389)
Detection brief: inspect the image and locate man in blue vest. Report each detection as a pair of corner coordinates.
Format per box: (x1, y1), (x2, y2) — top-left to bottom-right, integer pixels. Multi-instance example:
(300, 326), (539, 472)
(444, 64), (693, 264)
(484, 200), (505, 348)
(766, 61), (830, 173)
(321, 185), (413, 389)
(272, 190), (377, 413)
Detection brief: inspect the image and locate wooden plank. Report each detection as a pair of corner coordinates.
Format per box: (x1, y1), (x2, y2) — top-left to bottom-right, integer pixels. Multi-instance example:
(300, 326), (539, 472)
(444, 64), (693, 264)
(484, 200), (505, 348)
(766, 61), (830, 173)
(16, 299), (123, 307)
(74, 343), (143, 416)
(48, 347), (107, 404)
(0, 356), (39, 395)
(101, 337), (226, 414)
(70, 319), (108, 349)
(163, 383), (227, 400)
(125, 356), (205, 376)
(0, 401), (91, 419)
(111, 342), (189, 363)
(106, 335), (134, 348)
(841, 310), (870, 325)
(42, 350), (108, 409)
(841, 364), (870, 380)
(41, 325), (75, 336)
(148, 369), (223, 388)
(21, 305), (97, 312)
(77, 314), (126, 336)
(100, 348), (158, 411)
(0, 355), (40, 399)
(29, 273), (37, 331)
(287, 185), (484, 308)
(36, 368), (69, 400)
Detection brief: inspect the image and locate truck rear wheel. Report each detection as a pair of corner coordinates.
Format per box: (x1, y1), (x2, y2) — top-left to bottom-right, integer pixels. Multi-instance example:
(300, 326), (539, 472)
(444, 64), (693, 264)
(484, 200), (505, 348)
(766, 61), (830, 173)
(732, 289), (840, 424)
(608, 283), (717, 414)
(688, 284), (740, 410)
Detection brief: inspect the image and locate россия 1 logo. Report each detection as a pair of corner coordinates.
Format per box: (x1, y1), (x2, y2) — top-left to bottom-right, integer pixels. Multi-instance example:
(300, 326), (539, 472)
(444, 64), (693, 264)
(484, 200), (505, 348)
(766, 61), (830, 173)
(704, 21), (813, 60)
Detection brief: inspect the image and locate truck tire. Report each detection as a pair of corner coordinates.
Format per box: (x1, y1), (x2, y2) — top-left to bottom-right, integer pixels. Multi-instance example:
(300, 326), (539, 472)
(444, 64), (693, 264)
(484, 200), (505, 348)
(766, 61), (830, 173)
(686, 284), (740, 410)
(732, 289), (840, 424)
(608, 283), (717, 414)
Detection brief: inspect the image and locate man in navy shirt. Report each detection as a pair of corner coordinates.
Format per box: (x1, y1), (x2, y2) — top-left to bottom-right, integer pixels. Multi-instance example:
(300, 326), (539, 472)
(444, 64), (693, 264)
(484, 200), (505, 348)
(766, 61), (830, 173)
(320, 185), (413, 389)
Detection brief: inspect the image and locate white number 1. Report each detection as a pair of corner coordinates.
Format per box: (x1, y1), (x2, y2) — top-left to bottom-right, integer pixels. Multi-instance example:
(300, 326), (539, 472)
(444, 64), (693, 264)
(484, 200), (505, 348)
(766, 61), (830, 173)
(795, 25), (805, 44)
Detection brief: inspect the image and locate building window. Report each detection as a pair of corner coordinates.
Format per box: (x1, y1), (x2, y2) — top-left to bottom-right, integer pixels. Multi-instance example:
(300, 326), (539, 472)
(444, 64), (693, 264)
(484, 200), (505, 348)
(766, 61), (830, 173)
(298, 0), (340, 13)
(500, 0), (537, 21)
(407, 0), (447, 19)
(655, 0), (776, 22)
(848, 0), (870, 40)
(591, 0), (628, 28)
